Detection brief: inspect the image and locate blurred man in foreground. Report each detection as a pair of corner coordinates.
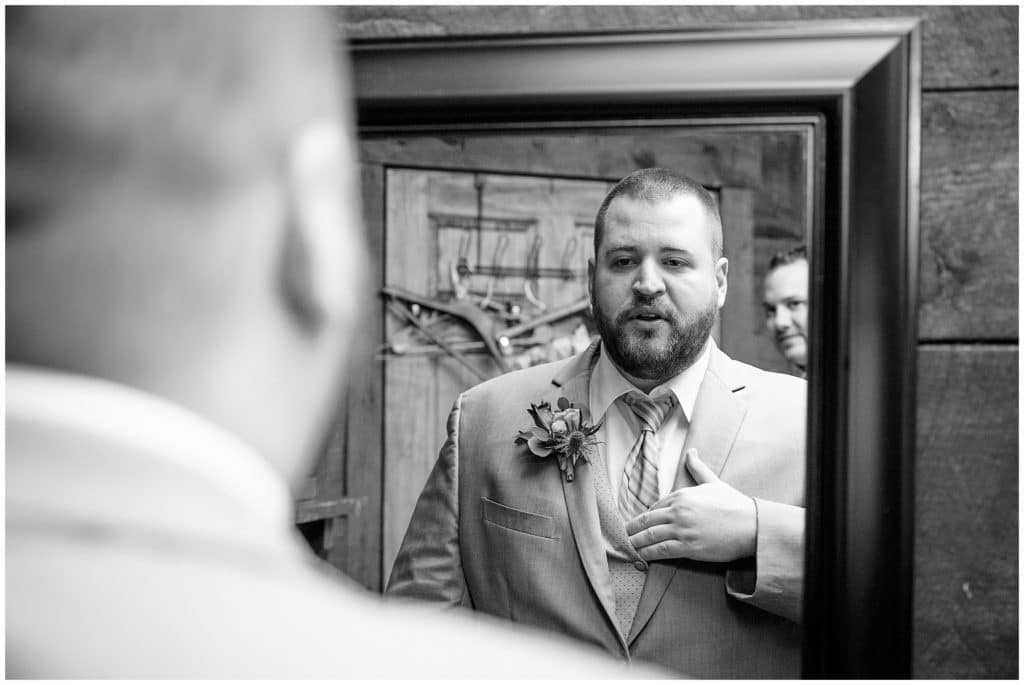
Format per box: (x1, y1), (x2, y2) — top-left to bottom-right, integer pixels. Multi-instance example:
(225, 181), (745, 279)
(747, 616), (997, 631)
(762, 245), (810, 377)
(5, 7), (666, 678)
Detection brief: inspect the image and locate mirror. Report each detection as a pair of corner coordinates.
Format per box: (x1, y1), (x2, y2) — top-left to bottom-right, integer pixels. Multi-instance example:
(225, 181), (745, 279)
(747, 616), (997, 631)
(363, 123), (815, 574)
(351, 20), (920, 677)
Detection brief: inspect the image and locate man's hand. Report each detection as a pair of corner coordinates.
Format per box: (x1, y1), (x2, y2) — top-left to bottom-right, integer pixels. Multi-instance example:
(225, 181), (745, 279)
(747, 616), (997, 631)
(626, 448), (757, 563)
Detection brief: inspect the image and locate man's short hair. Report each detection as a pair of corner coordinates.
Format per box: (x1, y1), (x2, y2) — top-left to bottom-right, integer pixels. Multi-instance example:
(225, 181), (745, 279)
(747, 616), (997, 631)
(593, 167), (723, 258)
(767, 244), (808, 272)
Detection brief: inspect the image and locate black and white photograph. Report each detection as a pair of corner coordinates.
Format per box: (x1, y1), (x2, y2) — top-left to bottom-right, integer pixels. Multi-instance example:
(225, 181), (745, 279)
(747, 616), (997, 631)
(6, 5), (1017, 679)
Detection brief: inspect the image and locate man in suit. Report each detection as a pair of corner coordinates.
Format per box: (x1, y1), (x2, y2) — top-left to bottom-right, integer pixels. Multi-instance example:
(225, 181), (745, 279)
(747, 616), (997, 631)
(389, 167), (806, 678)
(5, 8), (663, 678)
(763, 245), (810, 377)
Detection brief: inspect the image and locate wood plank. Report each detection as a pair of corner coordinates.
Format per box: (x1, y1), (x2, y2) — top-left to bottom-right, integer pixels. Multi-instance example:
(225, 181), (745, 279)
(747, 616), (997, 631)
(295, 496), (363, 524)
(339, 5), (1018, 89)
(362, 129), (772, 191)
(918, 90), (1018, 341)
(720, 188), (760, 368)
(340, 162), (387, 590)
(913, 345), (1018, 678)
(382, 170), (441, 580)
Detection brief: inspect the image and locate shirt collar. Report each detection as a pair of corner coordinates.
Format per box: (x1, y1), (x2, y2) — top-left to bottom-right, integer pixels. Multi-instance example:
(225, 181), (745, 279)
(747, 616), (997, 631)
(589, 339), (712, 423)
(6, 364), (293, 526)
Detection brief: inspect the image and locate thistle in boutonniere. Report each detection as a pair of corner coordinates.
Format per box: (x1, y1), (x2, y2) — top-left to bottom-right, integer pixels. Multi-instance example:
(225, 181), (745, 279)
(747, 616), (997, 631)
(514, 397), (602, 482)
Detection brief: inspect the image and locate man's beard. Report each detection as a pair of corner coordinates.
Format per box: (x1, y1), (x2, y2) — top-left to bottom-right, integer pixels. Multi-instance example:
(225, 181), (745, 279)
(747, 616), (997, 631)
(592, 295), (718, 382)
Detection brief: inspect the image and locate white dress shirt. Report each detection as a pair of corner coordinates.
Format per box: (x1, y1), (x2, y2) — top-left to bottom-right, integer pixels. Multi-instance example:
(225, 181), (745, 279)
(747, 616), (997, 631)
(6, 364), (294, 539)
(589, 342), (711, 503)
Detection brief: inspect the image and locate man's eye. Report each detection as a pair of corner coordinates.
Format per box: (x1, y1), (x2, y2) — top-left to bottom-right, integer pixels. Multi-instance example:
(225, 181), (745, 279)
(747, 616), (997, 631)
(787, 300), (807, 311)
(663, 258), (686, 268)
(610, 257), (634, 268)
(763, 306), (776, 317)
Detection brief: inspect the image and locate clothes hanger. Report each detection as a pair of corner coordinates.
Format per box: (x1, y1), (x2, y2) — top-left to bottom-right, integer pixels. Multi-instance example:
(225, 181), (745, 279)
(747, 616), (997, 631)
(523, 234), (547, 312)
(478, 232), (509, 313)
(559, 235), (579, 281)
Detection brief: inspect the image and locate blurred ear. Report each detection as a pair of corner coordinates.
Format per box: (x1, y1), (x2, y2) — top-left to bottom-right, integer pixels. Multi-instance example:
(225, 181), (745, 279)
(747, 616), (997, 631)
(278, 120), (359, 334)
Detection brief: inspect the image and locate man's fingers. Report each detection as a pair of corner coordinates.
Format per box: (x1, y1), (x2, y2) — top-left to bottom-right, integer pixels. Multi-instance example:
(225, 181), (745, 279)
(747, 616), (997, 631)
(684, 448), (719, 484)
(625, 506), (676, 535)
(628, 523), (679, 551)
(636, 540), (684, 562)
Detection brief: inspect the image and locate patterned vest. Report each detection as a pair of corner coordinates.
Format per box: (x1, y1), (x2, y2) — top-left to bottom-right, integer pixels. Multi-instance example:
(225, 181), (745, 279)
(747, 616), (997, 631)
(589, 446), (651, 639)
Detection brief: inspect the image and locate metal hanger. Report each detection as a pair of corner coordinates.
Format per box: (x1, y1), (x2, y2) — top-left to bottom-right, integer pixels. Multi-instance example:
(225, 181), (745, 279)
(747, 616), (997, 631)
(523, 234), (546, 311)
(478, 233), (509, 312)
(559, 235), (579, 281)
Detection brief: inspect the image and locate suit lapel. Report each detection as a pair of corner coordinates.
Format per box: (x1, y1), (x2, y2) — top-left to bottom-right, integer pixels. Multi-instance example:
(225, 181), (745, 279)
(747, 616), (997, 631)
(673, 345), (750, 486)
(545, 342), (626, 649)
(627, 344), (751, 644)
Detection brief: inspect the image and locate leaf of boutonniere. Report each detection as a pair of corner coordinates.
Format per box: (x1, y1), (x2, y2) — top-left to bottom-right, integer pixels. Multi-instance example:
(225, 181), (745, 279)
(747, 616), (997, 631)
(527, 435), (554, 456)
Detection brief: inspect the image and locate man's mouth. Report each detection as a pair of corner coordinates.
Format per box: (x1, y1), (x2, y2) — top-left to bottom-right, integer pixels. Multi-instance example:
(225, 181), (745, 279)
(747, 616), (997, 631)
(629, 307), (667, 322)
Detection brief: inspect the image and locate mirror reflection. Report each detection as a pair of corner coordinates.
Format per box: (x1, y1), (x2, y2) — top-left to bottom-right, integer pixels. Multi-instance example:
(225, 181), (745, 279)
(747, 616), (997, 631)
(360, 126), (812, 677)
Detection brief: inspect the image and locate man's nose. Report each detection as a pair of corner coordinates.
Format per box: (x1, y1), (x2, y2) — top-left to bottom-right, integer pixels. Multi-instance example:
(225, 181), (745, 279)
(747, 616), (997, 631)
(774, 306), (792, 329)
(632, 259), (666, 298)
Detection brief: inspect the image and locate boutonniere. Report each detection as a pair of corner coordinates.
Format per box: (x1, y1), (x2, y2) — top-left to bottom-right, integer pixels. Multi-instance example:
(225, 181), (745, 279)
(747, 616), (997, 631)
(514, 397), (602, 482)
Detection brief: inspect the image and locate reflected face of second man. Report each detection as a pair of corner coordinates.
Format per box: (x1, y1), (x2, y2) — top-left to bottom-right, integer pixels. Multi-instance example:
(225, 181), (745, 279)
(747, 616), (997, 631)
(763, 259), (809, 371)
(589, 194), (727, 388)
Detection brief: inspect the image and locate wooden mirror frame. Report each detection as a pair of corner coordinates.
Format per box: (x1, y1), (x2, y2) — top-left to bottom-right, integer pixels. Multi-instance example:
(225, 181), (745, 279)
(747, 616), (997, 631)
(351, 19), (921, 678)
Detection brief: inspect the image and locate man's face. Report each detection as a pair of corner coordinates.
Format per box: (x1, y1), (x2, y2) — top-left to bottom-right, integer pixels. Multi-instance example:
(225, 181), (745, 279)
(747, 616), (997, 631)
(763, 259), (809, 371)
(589, 194), (727, 385)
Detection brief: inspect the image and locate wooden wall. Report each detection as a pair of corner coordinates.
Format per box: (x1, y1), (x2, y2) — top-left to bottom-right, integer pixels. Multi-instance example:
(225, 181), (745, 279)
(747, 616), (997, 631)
(338, 6), (1018, 678)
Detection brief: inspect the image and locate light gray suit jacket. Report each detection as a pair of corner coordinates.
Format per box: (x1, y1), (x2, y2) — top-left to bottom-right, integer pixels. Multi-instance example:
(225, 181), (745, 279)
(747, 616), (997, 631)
(389, 342), (806, 678)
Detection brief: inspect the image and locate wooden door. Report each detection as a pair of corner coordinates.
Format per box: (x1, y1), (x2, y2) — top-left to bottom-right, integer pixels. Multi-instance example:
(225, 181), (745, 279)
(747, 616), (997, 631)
(382, 169), (610, 576)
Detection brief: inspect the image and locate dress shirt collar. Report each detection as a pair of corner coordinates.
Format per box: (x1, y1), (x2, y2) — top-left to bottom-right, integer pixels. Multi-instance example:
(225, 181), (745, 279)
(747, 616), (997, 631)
(6, 364), (293, 527)
(589, 338), (712, 423)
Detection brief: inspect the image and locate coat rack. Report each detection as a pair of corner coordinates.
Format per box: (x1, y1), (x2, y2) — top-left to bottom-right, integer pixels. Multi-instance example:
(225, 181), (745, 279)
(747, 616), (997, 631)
(381, 173), (597, 379)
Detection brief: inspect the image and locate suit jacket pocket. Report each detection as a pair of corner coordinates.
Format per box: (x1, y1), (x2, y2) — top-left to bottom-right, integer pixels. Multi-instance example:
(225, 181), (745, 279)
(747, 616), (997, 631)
(481, 497), (557, 539)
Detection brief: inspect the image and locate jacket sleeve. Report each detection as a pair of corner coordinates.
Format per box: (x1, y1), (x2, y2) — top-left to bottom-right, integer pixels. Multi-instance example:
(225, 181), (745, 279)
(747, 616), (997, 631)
(386, 394), (471, 607)
(724, 498), (804, 622)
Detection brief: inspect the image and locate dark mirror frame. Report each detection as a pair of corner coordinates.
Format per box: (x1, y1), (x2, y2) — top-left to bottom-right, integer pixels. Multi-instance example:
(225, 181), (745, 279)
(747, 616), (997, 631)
(350, 19), (921, 678)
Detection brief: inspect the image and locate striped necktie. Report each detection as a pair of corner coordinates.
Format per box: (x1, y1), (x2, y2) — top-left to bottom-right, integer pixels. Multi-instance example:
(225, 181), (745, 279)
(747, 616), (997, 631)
(619, 391), (676, 520)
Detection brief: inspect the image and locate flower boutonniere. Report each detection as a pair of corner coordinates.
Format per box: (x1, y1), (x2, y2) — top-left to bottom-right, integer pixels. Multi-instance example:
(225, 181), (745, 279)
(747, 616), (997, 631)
(514, 397), (602, 482)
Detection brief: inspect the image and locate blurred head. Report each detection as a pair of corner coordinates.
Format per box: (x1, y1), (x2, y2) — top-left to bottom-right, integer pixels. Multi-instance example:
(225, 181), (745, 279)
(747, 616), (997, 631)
(6, 7), (366, 488)
(763, 246), (809, 372)
(588, 168), (728, 391)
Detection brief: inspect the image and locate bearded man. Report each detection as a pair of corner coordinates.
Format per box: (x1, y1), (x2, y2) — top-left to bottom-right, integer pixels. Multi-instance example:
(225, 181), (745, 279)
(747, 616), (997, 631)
(388, 168), (806, 678)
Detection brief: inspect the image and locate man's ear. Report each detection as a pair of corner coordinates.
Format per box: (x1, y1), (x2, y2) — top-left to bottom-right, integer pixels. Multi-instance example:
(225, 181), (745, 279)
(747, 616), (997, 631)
(277, 120), (361, 334)
(587, 257), (598, 315)
(715, 257), (729, 308)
